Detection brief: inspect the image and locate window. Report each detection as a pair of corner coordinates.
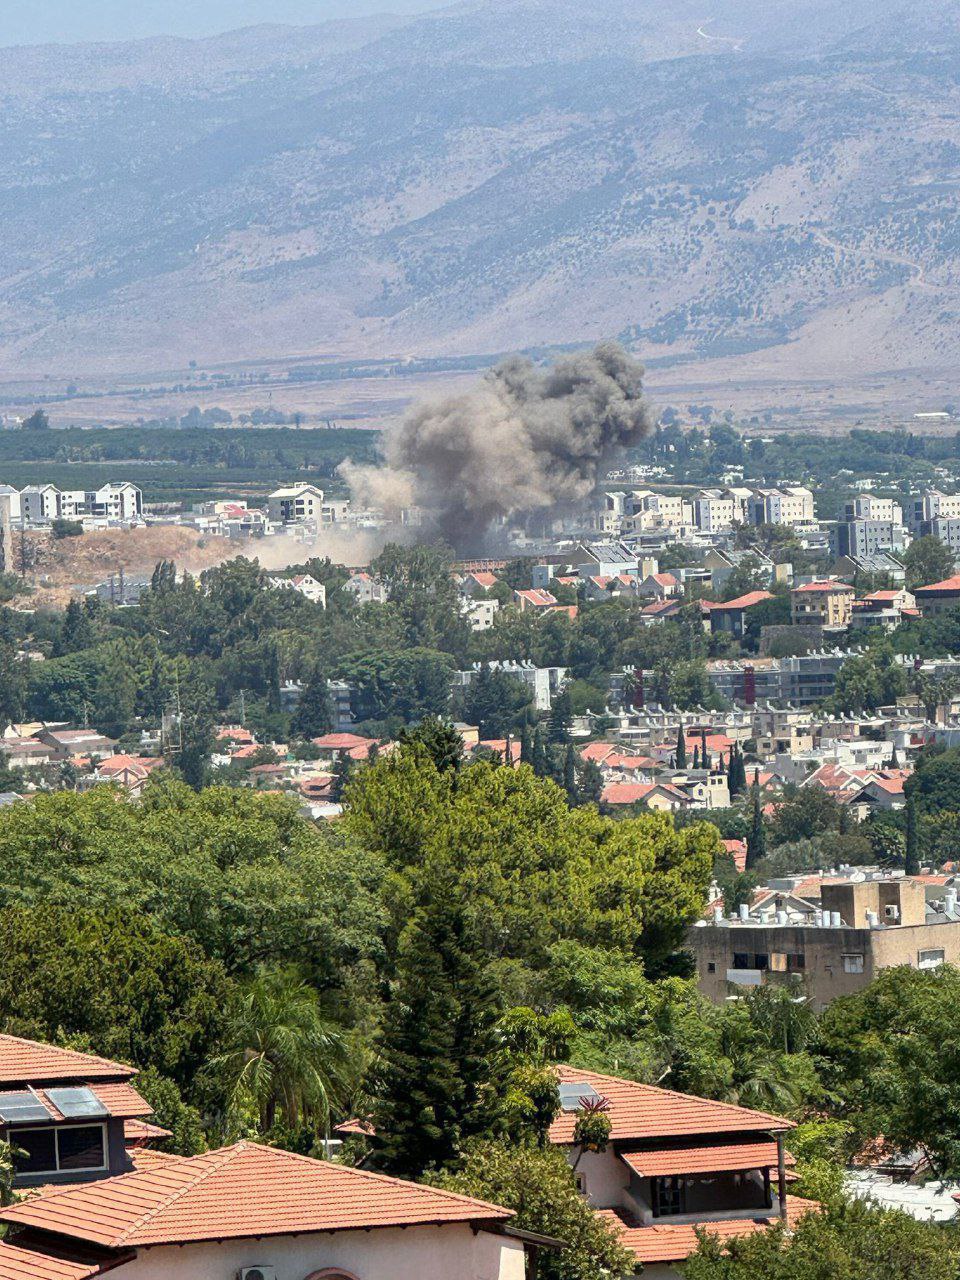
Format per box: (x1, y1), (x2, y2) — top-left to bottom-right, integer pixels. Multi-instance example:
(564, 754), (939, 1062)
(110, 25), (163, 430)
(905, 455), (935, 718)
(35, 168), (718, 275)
(12, 1125), (106, 1176)
(653, 1176), (687, 1217)
(732, 953), (751, 969)
(574, 1171), (588, 1195)
(707, 962), (716, 973)
(918, 948), (945, 970)
(787, 953), (806, 972)
(842, 953), (864, 974)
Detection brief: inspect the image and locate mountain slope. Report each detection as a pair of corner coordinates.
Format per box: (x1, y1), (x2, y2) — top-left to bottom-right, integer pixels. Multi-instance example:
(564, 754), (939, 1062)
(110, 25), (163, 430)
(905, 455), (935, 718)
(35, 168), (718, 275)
(0, 0), (958, 383)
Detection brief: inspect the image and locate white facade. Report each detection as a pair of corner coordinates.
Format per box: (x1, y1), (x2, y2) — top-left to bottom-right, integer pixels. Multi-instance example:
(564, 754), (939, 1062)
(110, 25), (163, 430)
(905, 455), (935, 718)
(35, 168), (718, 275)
(34, 1223), (527, 1280)
(20, 485), (59, 523)
(462, 597), (499, 631)
(844, 495), (903, 524)
(17, 482), (141, 524)
(268, 575), (327, 606)
(268, 484), (326, 524)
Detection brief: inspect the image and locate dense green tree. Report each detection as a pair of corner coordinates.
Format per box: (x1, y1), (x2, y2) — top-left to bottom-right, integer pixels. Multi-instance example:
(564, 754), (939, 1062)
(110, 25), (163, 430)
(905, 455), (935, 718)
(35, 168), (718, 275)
(290, 667), (333, 739)
(686, 1197), (959, 1280)
(0, 905), (232, 1088)
(904, 794), (920, 876)
(903, 535), (955, 591)
(433, 1141), (635, 1280)
(455, 663), (533, 738)
(769, 784), (842, 845)
(904, 744), (960, 814)
(22, 408), (49, 431)
(398, 717), (464, 773)
(373, 860), (502, 1177)
(532, 725), (549, 777)
(548, 688), (573, 744)
(675, 722), (687, 768)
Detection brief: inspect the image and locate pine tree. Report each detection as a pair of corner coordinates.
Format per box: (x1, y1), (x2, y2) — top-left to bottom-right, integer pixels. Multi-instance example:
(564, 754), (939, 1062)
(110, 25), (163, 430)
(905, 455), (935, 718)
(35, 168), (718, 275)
(373, 862), (502, 1178)
(674, 722), (687, 769)
(746, 773), (766, 869)
(398, 717), (463, 772)
(265, 643), (282, 715)
(578, 758), (604, 807)
(905, 794), (920, 877)
(519, 724), (533, 766)
(290, 668), (333, 740)
(532, 726), (548, 777)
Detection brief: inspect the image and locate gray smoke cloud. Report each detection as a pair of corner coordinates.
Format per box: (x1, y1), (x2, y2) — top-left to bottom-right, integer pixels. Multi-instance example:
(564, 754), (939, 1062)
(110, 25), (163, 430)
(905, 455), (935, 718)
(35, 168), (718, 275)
(341, 341), (654, 550)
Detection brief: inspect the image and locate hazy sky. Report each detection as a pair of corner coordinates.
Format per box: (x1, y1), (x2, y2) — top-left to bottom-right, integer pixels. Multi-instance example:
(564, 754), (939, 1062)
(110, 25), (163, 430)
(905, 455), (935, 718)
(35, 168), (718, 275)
(2, 0), (442, 46)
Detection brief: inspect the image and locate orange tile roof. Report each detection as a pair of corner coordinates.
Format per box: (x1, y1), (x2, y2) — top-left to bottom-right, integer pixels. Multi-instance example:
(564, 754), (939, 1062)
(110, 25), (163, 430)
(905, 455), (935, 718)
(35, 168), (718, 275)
(88, 1082), (153, 1119)
(0, 1236), (128, 1280)
(620, 1142), (795, 1178)
(793, 580), (854, 593)
(915, 574), (960, 594)
(311, 733), (375, 749)
(600, 1196), (817, 1264)
(712, 590), (774, 610)
(601, 782), (686, 806)
(1, 1141), (513, 1248)
(551, 1067), (792, 1145)
(0, 1034), (135, 1086)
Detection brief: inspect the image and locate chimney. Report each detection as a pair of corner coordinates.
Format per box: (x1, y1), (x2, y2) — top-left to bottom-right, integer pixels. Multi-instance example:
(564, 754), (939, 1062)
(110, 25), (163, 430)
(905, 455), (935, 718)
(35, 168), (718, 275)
(866, 909), (878, 928)
(776, 909), (788, 926)
(739, 903), (750, 922)
(713, 906), (723, 924)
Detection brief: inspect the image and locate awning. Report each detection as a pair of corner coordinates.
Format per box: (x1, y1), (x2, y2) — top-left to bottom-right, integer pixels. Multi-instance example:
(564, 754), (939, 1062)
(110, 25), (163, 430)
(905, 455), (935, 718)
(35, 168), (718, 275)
(621, 1141), (795, 1178)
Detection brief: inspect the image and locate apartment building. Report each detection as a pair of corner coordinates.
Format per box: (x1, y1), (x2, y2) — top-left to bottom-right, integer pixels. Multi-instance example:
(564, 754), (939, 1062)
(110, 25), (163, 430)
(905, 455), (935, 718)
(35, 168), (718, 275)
(691, 878), (960, 1009)
(749, 486), (816, 527)
(267, 483), (325, 524)
(693, 490), (736, 533)
(914, 573), (960, 616)
(843, 495), (904, 524)
(18, 481), (142, 524)
(911, 488), (960, 528)
(790, 580), (855, 628)
(702, 652), (849, 707)
(831, 520), (908, 559)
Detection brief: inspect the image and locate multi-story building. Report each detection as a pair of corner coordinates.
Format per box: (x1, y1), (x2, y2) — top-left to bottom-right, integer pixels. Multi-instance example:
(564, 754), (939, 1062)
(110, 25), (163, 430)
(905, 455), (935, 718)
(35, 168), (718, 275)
(749, 486), (816, 527)
(790, 580), (855, 628)
(701, 651), (850, 707)
(19, 484), (59, 523)
(843, 495), (903, 524)
(267, 483), (325, 524)
(18, 482), (141, 525)
(919, 516), (960, 555)
(830, 520), (908, 559)
(626, 491), (692, 531)
(911, 488), (960, 529)
(914, 573), (960, 616)
(693, 490), (736, 533)
(691, 878), (960, 1011)
(454, 661), (566, 712)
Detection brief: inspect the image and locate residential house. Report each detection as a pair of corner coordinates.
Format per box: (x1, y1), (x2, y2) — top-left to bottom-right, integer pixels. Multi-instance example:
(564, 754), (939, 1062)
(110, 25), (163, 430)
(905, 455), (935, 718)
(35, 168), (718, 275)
(458, 570), (500, 598)
(834, 551), (907, 585)
(34, 727), (118, 762)
(703, 547), (777, 593)
(790, 581), (855, 628)
(267, 484), (325, 524)
(706, 590), (774, 640)
(0, 1141), (535, 1280)
(0, 1032), (160, 1191)
(849, 589), (916, 630)
(461, 597), (499, 630)
(637, 572), (681, 600)
(576, 541), (639, 580)
(267, 574), (327, 606)
(343, 571), (387, 605)
(513, 587), (558, 612)
(914, 574), (960, 616)
(551, 1065), (809, 1278)
(310, 732), (379, 763)
(601, 781), (691, 810)
(93, 753), (165, 795)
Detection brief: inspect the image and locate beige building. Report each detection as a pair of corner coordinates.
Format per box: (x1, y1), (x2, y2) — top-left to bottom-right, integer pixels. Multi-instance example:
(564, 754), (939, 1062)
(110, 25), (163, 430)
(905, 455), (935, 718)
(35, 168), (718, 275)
(691, 879), (960, 1010)
(790, 580), (855, 627)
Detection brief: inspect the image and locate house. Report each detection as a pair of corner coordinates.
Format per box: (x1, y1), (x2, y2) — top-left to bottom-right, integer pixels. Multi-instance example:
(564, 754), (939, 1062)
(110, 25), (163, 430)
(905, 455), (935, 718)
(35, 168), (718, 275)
(576, 540), (639, 580)
(0, 1140), (536, 1280)
(514, 587), (557, 612)
(0, 736), (57, 767)
(34, 727), (118, 762)
(458, 570), (500, 598)
(850, 588), (916, 630)
(601, 781), (691, 810)
(267, 484), (325, 524)
(637, 572), (681, 600)
(706, 590), (774, 640)
(310, 732), (379, 762)
(93, 753), (164, 795)
(343, 571), (387, 605)
(703, 548), (777, 593)
(0, 1032), (160, 1191)
(462, 597), (499, 630)
(267, 574), (327, 606)
(914, 574), (960, 616)
(790, 581), (855, 628)
(551, 1065), (810, 1278)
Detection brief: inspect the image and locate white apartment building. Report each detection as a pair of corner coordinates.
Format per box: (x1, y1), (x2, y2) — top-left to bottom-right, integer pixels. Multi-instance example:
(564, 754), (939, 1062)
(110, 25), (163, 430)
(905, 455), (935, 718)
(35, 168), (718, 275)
(844, 494), (904, 525)
(693, 491), (736, 532)
(268, 483), (325, 524)
(912, 489), (960, 527)
(18, 482), (141, 524)
(19, 484), (59, 523)
(628, 490), (691, 530)
(760, 485), (815, 526)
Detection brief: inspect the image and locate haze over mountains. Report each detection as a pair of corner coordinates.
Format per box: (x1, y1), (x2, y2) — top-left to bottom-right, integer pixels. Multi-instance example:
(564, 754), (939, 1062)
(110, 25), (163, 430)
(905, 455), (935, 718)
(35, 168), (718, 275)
(1, 0), (958, 393)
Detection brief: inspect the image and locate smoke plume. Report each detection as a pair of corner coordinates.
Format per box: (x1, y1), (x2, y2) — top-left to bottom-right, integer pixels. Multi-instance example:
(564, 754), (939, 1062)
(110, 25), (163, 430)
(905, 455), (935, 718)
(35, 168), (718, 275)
(341, 342), (654, 549)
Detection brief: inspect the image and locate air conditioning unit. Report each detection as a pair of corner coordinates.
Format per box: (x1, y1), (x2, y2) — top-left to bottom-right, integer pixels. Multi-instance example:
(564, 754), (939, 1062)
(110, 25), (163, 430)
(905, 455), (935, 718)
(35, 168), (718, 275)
(238, 1268), (276, 1280)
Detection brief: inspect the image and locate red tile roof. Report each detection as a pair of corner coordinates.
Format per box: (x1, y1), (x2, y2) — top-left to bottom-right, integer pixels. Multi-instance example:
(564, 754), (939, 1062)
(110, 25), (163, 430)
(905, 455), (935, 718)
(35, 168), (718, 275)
(711, 590), (774, 611)
(620, 1142), (795, 1178)
(792, 580), (854, 593)
(600, 1196), (817, 1264)
(1, 1141), (513, 1248)
(915, 574), (960, 594)
(516, 588), (558, 607)
(0, 1236), (129, 1280)
(550, 1067), (792, 1144)
(0, 1034), (136, 1086)
(123, 1119), (172, 1143)
(88, 1082), (153, 1120)
(601, 782), (687, 806)
(723, 837), (747, 872)
(311, 733), (375, 749)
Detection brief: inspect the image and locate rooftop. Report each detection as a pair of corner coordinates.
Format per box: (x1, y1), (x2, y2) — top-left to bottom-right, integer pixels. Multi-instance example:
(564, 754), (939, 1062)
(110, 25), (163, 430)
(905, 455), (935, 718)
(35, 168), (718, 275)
(0, 1034), (136, 1087)
(1, 1141), (513, 1248)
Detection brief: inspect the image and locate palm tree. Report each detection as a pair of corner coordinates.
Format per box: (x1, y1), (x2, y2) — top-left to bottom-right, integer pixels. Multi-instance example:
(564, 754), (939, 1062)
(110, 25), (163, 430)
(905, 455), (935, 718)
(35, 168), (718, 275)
(213, 967), (349, 1136)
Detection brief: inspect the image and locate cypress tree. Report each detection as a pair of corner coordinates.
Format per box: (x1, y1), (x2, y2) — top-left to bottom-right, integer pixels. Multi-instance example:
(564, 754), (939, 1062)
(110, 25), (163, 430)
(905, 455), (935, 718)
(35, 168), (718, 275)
(675, 722), (687, 769)
(563, 743), (577, 805)
(889, 743), (899, 768)
(532, 726), (548, 777)
(520, 724), (533, 765)
(330, 753), (352, 803)
(746, 773), (766, 869)
(905, 794), (920, 877)
(373, 862), (502, 1178)
(701, 728), (710, 770)
(693, 745), (700, 770)
(547, 688), (572, 744)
